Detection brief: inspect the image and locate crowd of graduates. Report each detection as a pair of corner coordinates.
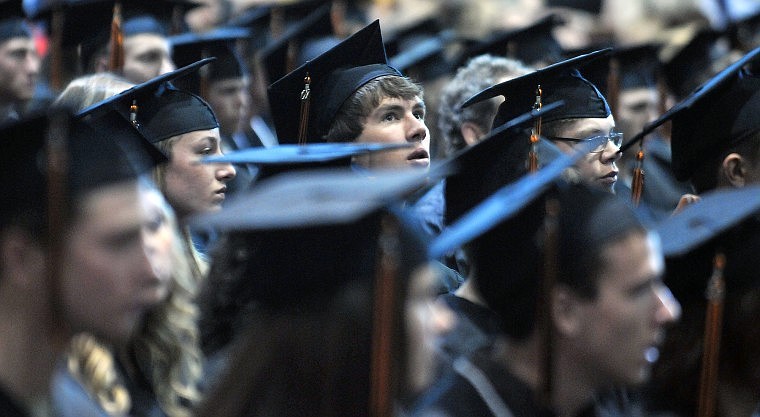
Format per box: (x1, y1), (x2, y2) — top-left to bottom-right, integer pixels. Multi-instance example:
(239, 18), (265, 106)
(2, 0), (760, 416)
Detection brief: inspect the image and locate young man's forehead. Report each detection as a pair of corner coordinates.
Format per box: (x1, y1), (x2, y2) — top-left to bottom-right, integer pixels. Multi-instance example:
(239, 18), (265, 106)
(560, 115), (615, 137)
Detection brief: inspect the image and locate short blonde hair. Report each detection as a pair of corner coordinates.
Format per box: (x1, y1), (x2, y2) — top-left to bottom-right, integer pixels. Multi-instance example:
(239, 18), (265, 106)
(54, 73), (134, 111)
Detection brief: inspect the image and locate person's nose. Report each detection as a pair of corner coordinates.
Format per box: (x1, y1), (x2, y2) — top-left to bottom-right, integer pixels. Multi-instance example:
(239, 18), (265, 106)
(26, 52), (41, 75)
(654, 284), (681, 325)
(406, 114), (427, 143)
(216, 162), (236, 182)
(601, 139), (622, 165)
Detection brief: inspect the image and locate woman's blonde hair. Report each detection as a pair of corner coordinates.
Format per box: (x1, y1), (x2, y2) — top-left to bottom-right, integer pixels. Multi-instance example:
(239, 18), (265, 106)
(57, 74), (206, 417)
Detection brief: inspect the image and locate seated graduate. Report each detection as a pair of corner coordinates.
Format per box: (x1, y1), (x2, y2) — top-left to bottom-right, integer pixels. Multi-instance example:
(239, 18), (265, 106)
(643, 183), (760, 417)
(193, 168), (445, 416)
(267, 20), (431, 170)
(413, 138), (681, 417)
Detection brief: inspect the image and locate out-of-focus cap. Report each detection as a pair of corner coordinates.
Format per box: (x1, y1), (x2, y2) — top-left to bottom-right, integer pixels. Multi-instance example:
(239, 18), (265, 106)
(267, 20), (399, 144)
(170, 27), (250, 93)
(1, 0), (31, 42)
(581, 43), (662, 95)
(77, 57), (219, 144)
(462, 48), (611, 129)
(453, 14), (565, 69)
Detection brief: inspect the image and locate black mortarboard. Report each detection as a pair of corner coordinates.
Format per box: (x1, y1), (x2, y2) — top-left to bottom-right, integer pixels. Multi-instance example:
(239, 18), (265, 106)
(0, 108), (163, 228)
(730, 9), (760, 52)
(258, 3), (334, 86)
(661, 27), (733, 99)
(463, 49), (611, 129)
(383, 16), (443, 58)
(0, 0), (31, 41)
(201, 142), (412, 181)
(227, 5), (271, 51)
(78, 58), (219, 144)
(666, 46), (760, 182)
(388, 30), (455, 82)
(433, 126), (603, 258)
(268, 20), (400, 144)
(656, 184), (760, 257)
(546, 0), (603, 14)
(442, 100), (566, 226)
(581, 44), (662, 95)
(453, 14), (565, 69)
(170, 27), (250, 93)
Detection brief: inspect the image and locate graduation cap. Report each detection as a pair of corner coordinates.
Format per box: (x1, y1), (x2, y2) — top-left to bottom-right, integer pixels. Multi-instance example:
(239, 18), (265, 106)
(201, 142), (413, 181)
(267, 20), (400, 145)
(581, 43), (662, 98)
(452, 14), (565, 69)
(0, 107), (164, 228)
(442, 100), (566, 226)
(462, 48), (611, 131)
(170, 27), (250, 94)
(258, 3), (335, 86)
(0, 0), (31, 42)
(388, 30), (455, 82)
(654, 184), (760, 417)
(546, 0), (603, 14)
(630, 46), (760, 186)
(227, 5), (272, 51)
(661, 26), (734, 99)
(77, 57), (219, 145)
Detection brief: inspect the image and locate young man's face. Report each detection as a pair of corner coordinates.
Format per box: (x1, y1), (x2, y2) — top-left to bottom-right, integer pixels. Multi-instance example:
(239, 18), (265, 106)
(162, 128), (237, 220)
(123, 33), (175, 84)
(0, 37), (40, 103)
(352, 95), (431, 170)
(59, 180), (171, 345)
(549, 115), (622, 193)
(571, 231), (679, 387)
(206, 77), (251, 137)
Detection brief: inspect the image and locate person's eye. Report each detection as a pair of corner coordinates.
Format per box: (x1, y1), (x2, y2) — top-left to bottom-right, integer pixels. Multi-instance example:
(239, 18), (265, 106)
(414, 110), (425, 120)
(198, 147), (213, 155)
(382, 112), (399, 122)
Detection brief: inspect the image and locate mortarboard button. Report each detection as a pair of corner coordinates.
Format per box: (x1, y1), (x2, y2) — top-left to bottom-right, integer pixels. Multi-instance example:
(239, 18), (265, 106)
(462, 48), (611, 129)
(267, 19), (399, 145)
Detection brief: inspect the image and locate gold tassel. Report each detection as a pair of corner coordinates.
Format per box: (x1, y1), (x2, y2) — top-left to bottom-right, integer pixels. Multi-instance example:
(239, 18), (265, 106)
(631, 148), (645, 206)
(108, 2), (124, 73)
(297, 73), (311, 145)
(697, 253), (726, 417)
(528, 85), (543, 173)
(129, 100), (139, 128)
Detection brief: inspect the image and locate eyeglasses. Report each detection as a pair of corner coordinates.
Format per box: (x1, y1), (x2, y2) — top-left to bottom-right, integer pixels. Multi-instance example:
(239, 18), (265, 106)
(547, 132), (624, 153)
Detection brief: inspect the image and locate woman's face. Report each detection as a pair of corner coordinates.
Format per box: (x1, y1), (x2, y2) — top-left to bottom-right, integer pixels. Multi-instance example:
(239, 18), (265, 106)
(161, 128), (236, 220)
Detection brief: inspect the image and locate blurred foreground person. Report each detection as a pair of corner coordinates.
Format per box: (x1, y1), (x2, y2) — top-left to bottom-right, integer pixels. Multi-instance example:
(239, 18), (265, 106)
(0, 105), (163, 416)
(0, 1), (40, 122)
(195, 169), (446, 417)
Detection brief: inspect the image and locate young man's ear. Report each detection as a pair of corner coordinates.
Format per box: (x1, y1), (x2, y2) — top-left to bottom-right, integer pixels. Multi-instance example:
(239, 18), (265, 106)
(459, 122), (486, 147)
(0, 228), (47, 289)
(721, 153), (748, 187)
(551, 285), (585, 337)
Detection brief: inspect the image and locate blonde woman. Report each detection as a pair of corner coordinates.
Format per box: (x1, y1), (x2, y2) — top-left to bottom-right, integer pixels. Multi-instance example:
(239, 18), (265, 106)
(51, 73), (205, 417)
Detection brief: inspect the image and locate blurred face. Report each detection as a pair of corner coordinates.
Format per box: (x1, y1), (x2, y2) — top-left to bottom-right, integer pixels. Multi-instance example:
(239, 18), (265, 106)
(206, 77), (250, 137)
(139, 185), (175, 282)
(0, 37), (40, 103)
(616, 88), (659, 139)
(353, 96), (430, 170)
(123, 33), (175, 84)
(162, 128), (236, 219)
(572, 231), (680, 387)
(405, 263), (456, 394)
(59, 181), (170, 345)
(549, 116), (622, 193)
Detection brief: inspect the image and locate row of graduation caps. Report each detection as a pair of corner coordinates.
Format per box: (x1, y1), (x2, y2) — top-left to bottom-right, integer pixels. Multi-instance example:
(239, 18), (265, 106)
(4, 9), (760, 412)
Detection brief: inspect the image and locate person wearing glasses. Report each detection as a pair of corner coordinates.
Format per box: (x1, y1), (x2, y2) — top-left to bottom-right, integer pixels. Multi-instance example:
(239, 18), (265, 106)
(462, 49), (623, 194)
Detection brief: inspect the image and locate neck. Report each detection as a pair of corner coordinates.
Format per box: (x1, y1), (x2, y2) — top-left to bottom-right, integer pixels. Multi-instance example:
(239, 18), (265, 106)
(498, 333), (597, 417)
(0, 288), (60, 412)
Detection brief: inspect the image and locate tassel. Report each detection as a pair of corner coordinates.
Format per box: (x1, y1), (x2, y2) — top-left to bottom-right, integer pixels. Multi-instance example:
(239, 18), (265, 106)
(630, 148), (645, 206)
(370, 216), (400, 417)
(697, 253), (726, 417)
(538, 197), (560, 406)
(528, 85), (542, 173)
(108, 2), (124, 73)
(297, 73), (311, 145)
